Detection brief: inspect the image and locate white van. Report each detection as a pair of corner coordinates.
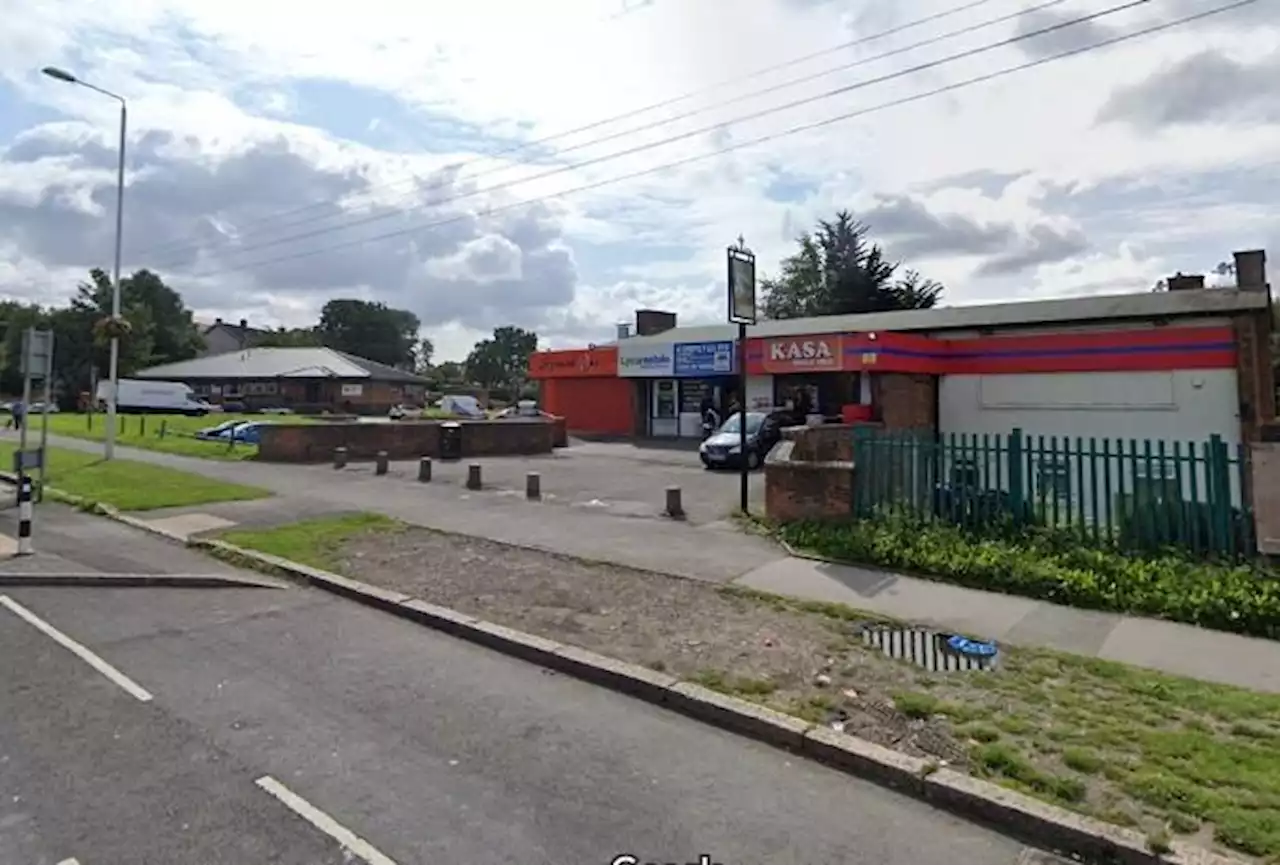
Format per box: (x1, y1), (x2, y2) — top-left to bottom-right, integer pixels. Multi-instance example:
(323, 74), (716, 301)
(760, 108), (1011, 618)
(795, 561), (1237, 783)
(96, 379), (212, 416)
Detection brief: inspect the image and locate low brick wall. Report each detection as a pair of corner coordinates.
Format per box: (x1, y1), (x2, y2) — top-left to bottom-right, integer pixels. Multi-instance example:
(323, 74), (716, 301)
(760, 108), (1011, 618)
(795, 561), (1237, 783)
(257, 419), (555, 462)
(764, 427), (855, 522)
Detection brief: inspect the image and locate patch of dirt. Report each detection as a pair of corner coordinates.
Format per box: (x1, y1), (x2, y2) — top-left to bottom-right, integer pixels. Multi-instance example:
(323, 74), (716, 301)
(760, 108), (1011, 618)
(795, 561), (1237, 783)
(337, 527), (966, 763)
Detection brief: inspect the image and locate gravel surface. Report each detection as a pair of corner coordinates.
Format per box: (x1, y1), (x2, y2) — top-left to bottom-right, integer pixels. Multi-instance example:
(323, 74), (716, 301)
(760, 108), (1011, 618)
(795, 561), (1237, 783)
(337, 526), (967, 764)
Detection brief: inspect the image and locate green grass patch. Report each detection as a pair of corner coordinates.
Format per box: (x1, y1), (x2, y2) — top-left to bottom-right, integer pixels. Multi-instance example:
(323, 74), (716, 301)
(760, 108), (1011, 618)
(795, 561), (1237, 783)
(40, 412), (315, 461)
(217, 512), (403, 571)
(776, 514), (1280, 640)
(726, 585), (1280, 859)
(0, 442), (269, 511)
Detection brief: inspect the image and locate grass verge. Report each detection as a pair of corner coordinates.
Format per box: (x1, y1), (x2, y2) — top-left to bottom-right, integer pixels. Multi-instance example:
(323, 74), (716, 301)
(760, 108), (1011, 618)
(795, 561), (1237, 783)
(217, 512), (402, 568)
(35, 412), (301, 460)
(0, 441), (270, 510)
(775, 514), (1280, 640)
(217, 513), (1280, 860)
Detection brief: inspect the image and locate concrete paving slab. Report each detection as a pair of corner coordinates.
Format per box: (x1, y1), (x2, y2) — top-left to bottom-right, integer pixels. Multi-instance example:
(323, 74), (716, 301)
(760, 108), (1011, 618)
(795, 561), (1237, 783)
(143, 512), (237, 538)
(735, 557), (1040, 637)
(1001, 603), (1119, 656)
(0, 534), (15, 556)
(1099, 616), (1280, 692)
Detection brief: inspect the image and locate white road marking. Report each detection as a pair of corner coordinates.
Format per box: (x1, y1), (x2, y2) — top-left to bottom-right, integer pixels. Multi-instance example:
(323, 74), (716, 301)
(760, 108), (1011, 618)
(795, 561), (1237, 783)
(255, 776), (399, 865)
(57, 858), (81, 865)
(0, 595), (153, 703)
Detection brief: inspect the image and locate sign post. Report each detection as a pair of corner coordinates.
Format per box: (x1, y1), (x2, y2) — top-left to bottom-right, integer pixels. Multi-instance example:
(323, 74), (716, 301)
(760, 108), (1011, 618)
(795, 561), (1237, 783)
(727, 236), (757, 516)
(16, 328), (53, 544)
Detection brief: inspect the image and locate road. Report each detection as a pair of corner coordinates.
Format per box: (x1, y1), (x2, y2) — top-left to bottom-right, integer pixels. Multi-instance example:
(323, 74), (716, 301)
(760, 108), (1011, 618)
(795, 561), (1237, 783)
(0, 509), (1032, 864)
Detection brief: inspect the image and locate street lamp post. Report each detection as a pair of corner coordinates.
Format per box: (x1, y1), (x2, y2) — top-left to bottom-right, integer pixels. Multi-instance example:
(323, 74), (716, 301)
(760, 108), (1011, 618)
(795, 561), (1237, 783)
(42, 65), (127, 460)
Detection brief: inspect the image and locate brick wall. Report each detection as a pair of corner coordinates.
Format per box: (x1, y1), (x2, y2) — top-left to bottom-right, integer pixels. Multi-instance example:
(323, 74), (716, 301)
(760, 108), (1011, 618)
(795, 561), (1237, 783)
(764, 428), (855, 522)
(874, 373), (937, 430)
(257, 419), (554, 462)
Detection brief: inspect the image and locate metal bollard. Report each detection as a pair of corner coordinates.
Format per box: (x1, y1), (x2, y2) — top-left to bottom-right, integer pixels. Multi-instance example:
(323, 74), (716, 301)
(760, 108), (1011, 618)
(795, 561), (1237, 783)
(664, 486), (684, 519)
(375, 451), (389, 475)
(333, 447), (348, 469)
(418, 456), (432, 482)
(466, 463), (482, 490)
(16, 475), (34, 556)
(525, 472), (541, 500)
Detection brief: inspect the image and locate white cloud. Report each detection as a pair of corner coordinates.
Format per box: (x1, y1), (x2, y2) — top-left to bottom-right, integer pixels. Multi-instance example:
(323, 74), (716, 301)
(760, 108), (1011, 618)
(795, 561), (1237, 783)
(0, 0), (1278, 360)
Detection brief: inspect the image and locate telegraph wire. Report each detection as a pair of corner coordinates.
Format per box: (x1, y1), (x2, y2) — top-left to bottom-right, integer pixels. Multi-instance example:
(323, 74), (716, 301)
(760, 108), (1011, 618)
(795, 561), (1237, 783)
(145, 0), (1079, 271)
(153, 0), (1154, 271)
(135, 0), (1008, 261)
(180, 0), (1256, 283)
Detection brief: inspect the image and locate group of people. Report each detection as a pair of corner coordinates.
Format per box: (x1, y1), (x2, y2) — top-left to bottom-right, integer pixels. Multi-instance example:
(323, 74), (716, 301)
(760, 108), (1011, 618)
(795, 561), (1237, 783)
(697, 385), (817, 440)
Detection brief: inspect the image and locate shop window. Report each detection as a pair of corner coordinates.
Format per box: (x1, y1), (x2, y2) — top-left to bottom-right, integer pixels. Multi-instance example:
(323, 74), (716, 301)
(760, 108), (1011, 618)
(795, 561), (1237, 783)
(680, 380), (711, 414)
(653, 381), (677, 419)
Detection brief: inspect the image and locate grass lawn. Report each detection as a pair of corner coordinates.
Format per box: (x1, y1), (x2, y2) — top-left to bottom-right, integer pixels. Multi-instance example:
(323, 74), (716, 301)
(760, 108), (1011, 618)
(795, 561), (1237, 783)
(218, 513), (402, 566)
(38, 412), (303, 461)
(217, 513), (1280, 859)
(0, 440), (271, 511)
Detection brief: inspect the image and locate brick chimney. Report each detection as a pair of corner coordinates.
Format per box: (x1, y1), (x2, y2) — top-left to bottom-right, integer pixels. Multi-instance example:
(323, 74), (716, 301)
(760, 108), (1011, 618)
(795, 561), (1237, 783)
(1234, 249), (1268, 291)
(238, 318), (248, 329)
(1166, 272), (1205, 292)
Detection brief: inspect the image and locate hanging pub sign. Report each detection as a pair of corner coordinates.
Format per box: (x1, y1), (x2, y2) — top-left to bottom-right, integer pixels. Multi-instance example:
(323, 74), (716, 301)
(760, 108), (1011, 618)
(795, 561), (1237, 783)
(727, 244), (757, 326)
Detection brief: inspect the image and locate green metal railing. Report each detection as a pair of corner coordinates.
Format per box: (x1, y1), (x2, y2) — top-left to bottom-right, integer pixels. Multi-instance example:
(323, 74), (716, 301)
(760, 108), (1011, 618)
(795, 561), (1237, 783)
(851, 427), (1255, 559)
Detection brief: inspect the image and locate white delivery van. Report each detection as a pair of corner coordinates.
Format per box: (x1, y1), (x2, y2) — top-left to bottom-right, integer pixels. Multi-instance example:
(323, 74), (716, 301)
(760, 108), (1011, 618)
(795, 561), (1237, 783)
(96, 379), (212, 416)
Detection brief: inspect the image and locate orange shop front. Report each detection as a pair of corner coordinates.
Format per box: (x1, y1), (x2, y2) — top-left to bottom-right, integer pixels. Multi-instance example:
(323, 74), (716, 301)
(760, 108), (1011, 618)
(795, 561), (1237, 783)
(528, 346), (633, 437)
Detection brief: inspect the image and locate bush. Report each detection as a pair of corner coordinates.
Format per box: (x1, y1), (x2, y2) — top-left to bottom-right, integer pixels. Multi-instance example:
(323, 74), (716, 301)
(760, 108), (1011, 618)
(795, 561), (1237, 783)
(778, 514), (1280, 640)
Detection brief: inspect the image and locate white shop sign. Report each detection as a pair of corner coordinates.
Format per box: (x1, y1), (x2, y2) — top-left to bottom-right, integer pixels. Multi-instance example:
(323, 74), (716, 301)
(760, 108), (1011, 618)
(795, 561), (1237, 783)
(341, 383), (364, 396)
(618, 341), (674, 377)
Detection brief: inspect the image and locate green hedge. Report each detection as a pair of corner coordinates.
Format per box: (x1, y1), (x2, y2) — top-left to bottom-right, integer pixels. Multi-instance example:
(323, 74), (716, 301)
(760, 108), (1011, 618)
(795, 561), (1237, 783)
(778, 515), (1280, 640)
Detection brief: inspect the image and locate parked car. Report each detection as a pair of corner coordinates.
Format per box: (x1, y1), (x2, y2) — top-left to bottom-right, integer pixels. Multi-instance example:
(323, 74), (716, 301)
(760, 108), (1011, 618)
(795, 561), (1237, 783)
(389, 404), (425, 420)
(494, 400), (551, 420)
(699, 411), (786, 470)
(197, 420), (273, 445)
(436, 394), (485, 419)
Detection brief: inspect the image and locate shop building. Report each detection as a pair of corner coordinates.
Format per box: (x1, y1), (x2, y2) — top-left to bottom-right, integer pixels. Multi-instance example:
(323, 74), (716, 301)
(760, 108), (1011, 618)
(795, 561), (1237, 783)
(619, 336), (738, 438)
(527, 249), (1274, 447)
(529, 345), (631, 437)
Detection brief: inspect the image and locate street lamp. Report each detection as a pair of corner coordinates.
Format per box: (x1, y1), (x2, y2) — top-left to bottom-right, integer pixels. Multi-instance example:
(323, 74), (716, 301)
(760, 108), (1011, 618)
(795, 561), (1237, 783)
(42, 65), (127, 460)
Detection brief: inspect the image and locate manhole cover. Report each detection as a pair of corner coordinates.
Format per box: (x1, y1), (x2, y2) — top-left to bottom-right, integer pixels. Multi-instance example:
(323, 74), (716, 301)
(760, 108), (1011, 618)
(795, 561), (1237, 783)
(861, 625), (997, 672)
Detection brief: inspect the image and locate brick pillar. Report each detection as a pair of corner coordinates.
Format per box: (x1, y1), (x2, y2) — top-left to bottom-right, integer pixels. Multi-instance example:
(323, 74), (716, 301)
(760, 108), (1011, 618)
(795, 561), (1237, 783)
(1230, 249), (1274, 444)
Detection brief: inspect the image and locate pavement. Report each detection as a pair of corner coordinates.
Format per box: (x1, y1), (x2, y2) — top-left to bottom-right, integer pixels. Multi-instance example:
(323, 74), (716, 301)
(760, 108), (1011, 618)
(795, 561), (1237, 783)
(30, 433), (1280, 693)
(0, 505), (1032, 865)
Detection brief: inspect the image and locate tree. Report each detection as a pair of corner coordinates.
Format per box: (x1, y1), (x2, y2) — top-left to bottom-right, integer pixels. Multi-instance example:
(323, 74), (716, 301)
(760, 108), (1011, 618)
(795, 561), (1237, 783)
(414, 337), (434, 375)
(316, 299), (420, 368)
(256, 326), (322, 348)
(464, 326), (538, 393)
(760, 210), (944, 319)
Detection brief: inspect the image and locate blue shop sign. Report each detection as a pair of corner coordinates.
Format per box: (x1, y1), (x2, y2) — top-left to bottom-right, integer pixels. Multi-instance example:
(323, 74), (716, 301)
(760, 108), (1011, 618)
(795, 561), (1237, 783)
(674, 340), (735, 377)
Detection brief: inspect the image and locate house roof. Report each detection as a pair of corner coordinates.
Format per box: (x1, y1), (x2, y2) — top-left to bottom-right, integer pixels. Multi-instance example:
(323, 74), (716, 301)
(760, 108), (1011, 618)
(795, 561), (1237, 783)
(614, 287), (1270, 347)
(136, 347), (429, 384)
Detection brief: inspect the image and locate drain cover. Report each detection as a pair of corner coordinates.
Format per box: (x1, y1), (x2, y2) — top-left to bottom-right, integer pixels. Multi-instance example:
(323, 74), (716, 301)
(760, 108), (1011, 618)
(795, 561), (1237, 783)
(861, 625), (997, 672)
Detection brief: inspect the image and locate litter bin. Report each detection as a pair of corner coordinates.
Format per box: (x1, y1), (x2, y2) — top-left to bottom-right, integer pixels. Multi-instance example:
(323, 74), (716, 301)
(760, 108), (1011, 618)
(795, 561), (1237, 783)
(439, 421), (463, 461)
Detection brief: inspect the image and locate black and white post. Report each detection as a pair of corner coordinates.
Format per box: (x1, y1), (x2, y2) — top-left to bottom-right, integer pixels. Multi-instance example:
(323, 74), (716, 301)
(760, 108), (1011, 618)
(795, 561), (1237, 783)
(727, 236), (757, 516)
(16, 475), (33, 556)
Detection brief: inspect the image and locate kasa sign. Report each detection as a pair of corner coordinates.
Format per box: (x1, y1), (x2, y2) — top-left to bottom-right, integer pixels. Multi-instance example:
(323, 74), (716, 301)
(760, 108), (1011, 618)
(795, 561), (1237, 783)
(765, 336), (841, 371)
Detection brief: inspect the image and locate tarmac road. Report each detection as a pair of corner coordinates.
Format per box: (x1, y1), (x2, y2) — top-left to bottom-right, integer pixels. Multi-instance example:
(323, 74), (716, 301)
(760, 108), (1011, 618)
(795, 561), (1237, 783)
(0, 578), (1033, 865)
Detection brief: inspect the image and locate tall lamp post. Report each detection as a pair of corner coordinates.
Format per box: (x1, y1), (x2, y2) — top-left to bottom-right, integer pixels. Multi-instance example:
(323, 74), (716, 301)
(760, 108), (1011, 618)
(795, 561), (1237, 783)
(727, 235), (756, 516)
(42, 65), (127, 460)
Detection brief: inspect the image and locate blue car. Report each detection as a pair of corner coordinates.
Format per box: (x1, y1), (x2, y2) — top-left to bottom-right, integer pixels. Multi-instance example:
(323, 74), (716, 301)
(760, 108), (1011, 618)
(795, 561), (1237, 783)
(198, 420), (270, 445)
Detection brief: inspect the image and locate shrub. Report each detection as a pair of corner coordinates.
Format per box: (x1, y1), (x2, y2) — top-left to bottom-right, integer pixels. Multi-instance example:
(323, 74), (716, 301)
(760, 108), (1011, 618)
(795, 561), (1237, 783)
(778, 514), (1280, 640)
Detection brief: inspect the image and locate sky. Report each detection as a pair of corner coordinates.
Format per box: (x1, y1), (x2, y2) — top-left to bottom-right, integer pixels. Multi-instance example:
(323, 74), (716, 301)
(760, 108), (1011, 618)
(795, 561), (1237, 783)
(0, 0), (1278, 362)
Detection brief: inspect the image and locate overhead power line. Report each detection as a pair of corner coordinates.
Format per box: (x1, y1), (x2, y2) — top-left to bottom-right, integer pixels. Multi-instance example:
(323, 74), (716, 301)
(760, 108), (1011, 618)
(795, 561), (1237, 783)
(151, 0), (1154, 272)
(180, 0), (1257, 284)
(135, 0), (1008, 262)
(145, 0), (1078, 271)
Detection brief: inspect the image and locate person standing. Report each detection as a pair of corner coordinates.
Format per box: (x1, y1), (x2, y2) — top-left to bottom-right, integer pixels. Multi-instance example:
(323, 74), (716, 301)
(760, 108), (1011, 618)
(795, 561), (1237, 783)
(7, 399), (25, 431)
(700, 395), (720, 440)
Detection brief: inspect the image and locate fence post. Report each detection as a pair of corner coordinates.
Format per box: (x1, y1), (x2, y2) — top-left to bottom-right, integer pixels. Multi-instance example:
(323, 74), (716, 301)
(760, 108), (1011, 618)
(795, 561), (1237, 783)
(1208, 434), (1232, 556)
(1007, 428), (1025, 521)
